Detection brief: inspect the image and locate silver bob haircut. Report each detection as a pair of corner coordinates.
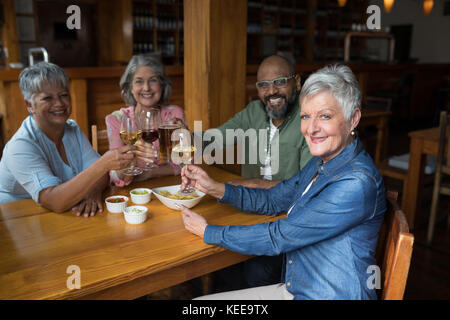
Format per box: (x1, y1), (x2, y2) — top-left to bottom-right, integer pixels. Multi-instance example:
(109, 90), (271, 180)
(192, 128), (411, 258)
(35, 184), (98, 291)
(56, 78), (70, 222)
(19, 62), (69, 105)
(120, 54), (172, 106)
(300, 64), (361, 121)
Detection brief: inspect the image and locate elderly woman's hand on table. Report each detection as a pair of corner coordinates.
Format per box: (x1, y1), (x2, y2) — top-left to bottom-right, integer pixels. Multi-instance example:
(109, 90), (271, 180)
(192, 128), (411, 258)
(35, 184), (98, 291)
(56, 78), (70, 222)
(70, 145), (135, 218)
(72, 189), (103, 218)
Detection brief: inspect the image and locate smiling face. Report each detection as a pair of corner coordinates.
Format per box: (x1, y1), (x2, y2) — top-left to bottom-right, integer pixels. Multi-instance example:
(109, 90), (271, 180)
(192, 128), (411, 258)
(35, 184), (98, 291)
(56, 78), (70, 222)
(131, 66), (162, 109)
(300, 91), (360, 163)
(256, 56), (301, 121)
(27, 82), (71, 129)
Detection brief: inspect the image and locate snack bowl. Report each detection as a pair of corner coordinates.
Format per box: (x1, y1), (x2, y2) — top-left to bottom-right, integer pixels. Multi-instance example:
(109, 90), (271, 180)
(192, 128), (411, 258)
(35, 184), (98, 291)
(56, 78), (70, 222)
(105, 195), (129, 213)
(152, 185), (205, 210)
(130, 188), (152, 204)
(123, 206), (148, 224)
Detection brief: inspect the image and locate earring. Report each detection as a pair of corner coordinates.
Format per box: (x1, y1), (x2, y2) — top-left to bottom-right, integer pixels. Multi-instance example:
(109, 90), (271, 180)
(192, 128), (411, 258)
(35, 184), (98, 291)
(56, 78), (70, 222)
(351, 130), (356, 136)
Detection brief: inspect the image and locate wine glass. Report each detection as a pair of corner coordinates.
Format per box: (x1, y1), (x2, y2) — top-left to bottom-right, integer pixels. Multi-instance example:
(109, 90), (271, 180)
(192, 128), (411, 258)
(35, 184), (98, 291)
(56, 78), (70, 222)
(120, 114), (143, 176)
(138, 108), (160, 170)
(170, 128), (196, 194)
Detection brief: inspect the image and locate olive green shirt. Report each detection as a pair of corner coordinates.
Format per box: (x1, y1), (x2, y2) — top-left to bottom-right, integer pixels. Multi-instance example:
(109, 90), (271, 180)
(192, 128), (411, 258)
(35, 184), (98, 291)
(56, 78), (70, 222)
(203, 98), (312, 180)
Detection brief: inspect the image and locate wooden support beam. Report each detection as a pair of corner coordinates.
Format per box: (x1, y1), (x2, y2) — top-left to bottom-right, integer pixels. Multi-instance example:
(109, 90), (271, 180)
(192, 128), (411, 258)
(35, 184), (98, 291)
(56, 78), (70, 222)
(183, 0), (248, 130)
(0, 0), (21, 66)
(97, 0), (133, 66)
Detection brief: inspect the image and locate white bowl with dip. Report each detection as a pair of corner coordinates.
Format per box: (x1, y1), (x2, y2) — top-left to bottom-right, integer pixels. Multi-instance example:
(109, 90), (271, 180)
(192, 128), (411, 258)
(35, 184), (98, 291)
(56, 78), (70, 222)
(105, 195), (129, 213)
(123, 206), (148, 224)
(130, 188), (152, 204)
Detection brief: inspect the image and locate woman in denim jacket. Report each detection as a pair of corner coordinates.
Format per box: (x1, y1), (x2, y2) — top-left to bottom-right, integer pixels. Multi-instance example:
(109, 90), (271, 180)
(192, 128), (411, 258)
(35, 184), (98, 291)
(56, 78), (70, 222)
(179, 64), (387, 300)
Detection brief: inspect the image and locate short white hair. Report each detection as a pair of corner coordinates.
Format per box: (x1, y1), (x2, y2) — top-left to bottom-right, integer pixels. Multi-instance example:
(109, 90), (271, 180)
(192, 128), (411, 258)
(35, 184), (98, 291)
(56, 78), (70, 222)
(19, 62), (69, 105)
(300, 64), (361, 121)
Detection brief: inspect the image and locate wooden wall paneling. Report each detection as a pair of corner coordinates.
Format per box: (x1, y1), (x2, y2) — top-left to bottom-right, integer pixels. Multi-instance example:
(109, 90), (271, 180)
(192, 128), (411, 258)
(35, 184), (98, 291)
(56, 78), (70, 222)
(2, 82), (27, 141)
(87, 78), (123, 131)
(69, 79), (88, 137)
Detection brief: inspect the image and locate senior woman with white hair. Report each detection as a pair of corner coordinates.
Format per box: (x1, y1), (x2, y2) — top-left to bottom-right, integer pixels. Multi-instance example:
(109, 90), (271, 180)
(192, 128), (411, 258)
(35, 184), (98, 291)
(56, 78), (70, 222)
(0, 62), (134, 216)
(179, 64), (387, 300)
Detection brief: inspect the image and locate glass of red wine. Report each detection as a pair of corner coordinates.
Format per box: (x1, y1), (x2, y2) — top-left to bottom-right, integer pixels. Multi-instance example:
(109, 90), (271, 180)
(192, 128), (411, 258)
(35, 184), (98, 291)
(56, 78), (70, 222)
(138, 108), (160, 170)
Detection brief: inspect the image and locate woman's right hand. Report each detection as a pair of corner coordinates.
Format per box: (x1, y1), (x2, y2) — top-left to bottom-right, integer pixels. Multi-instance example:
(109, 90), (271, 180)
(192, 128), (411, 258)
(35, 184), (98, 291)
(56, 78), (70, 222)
(181, 165), (225, 199)
(101, 145), (135, 171)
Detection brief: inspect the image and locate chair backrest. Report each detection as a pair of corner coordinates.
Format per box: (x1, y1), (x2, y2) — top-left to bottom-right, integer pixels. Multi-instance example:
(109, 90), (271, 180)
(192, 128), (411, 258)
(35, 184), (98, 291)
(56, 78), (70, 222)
(375, 191), (414, 300)
(91, 125), (109, 155)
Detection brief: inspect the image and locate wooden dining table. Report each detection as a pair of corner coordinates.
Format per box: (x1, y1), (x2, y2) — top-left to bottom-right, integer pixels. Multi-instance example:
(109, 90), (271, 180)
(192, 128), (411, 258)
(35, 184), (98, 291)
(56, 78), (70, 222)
(0, 165), (282, 300)
(402, 125), (449, 229)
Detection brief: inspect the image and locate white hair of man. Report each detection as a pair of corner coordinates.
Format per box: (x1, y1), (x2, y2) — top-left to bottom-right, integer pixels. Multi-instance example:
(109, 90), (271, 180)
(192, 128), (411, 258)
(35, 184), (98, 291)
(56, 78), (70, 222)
(19, 62), (69, 106)
(300, 64), (361, 121)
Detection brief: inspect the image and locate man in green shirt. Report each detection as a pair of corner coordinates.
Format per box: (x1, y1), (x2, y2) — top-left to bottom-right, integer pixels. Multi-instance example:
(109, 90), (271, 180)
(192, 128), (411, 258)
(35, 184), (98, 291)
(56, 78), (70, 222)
(201, 55), (312, 291)
(202, 55), (312, 189)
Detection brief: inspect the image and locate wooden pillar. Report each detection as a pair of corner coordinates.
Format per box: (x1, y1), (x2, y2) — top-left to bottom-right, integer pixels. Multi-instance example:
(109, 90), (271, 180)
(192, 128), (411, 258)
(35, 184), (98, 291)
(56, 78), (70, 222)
(183, 0), (248, 130)
(0, 0), (21, 66)
(97, 0), (133, 66)
(304, 0), (317, 63)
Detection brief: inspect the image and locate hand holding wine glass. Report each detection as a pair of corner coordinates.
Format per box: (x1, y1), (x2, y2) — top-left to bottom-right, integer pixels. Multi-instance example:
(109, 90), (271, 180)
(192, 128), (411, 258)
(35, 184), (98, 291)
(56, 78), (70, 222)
(171, 128), (196, 194)
(136, 108), (160, 170)
(120, 114), (143, 176)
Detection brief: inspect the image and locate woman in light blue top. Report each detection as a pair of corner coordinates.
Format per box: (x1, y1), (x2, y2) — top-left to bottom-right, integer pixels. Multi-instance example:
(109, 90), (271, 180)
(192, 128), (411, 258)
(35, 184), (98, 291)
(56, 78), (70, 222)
(0, 62), (133, 216)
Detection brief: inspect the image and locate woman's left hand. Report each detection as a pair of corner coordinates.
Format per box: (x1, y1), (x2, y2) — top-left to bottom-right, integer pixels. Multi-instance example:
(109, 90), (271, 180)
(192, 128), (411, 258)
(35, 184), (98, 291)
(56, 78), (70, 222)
(180, 205), (208, 238)
(72, 191), (103, 218)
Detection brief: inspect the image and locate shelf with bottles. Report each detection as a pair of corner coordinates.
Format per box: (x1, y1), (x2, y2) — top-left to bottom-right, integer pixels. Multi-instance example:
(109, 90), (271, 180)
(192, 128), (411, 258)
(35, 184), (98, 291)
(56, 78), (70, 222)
(132, 0), (183, 65)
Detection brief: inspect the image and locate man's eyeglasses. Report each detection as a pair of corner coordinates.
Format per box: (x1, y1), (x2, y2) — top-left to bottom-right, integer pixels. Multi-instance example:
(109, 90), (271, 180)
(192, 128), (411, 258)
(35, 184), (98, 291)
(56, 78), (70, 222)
(255, 75), (296, 91)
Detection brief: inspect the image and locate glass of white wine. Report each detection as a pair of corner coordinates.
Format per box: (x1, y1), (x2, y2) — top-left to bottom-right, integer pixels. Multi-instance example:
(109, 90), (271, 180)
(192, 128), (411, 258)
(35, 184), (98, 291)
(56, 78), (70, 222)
(120, 114), (143, 176)
(171, 128), (196, 194)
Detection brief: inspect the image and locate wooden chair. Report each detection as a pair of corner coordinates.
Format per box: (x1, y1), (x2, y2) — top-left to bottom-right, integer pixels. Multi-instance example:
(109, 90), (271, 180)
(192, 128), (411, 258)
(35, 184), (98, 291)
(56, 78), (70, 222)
(375, 191), (414, 300)
(427, 111), (450, 245)
(91, 125), (109, 155)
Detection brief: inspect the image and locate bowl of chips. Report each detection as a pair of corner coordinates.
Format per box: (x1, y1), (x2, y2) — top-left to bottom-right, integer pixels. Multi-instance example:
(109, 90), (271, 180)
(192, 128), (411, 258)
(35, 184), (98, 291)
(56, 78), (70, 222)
(152, 185), (205, 210)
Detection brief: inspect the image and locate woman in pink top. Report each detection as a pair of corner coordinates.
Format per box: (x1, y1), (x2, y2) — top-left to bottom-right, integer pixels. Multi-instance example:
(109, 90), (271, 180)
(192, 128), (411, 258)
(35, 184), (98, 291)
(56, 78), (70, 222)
(106, 55), (186, 187)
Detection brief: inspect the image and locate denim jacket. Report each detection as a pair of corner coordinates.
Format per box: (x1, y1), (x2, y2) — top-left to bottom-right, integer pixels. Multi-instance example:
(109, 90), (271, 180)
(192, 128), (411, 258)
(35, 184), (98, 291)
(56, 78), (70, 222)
(204, 138), (386, 300)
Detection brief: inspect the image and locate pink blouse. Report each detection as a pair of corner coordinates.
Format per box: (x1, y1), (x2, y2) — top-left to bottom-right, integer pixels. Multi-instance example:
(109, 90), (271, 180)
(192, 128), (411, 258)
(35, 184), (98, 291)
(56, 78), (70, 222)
(105, 105), (186, 186)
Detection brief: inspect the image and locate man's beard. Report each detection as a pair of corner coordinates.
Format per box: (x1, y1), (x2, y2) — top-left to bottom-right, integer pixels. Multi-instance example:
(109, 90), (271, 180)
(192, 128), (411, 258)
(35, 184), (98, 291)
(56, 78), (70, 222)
(263, 90), (298, 120)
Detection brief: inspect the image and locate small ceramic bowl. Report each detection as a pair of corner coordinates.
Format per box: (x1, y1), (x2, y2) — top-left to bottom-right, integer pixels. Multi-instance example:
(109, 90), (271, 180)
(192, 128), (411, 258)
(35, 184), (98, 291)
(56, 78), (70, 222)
(105, 195), (129, 213)
(123, 206), (148, 224)
(130, 188), (152, 204)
